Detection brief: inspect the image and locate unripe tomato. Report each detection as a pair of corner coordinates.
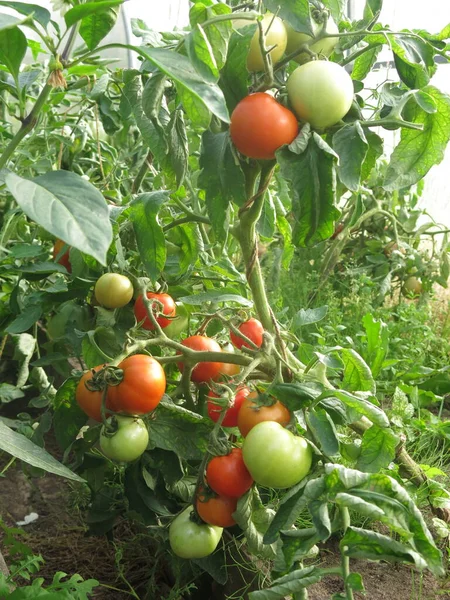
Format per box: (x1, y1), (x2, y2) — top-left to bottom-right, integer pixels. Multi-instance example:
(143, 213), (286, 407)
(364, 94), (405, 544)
(107, 354), (166, 415)
(134, 292), (176, 330)
(243, 421), (312, 488)
(196, 490), (237, 528)
(100, 416), (149, 462)
(164, 302), (189, 338)
(287, 61), (354, 129)
(169, 506), (223, 559)
(230, 93), (298, 160)
(241, 14), (287, 72)
(94, 273), (134, 309)
(230, 318), (264, 350)
(207, 387), (251, 428)
(237, 392), (291, 437)
(402, 276), (423, 297)
(285, 17), (339, 64)
(178, 336), (223, 383)
(53, 239), (71, 273)
(206, 448), (253, 498)
(76, 365), (112, 422)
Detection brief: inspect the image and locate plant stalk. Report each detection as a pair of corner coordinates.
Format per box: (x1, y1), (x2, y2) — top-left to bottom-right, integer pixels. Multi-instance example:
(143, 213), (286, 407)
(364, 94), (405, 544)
(340, 506), (354, 600)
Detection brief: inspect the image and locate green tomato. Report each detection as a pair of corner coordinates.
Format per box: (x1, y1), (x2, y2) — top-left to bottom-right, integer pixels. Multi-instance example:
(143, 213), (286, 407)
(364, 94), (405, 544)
(169, 506), (223, 559)
(402, 276), (423, 297)
(235, 14), (287, 72)
(94, 273), (134, 309)
(47, 301), (92, 340)
(100, 416), (149, 462)
(164, 302), (189, 339)
(287, 60), (354, 129)
(242, 421), (312, 489)
(285, 17), (339, 64)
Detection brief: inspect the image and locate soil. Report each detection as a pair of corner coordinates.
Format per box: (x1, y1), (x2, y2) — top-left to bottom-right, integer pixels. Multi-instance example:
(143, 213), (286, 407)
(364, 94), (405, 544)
(0, 463), (449, 600)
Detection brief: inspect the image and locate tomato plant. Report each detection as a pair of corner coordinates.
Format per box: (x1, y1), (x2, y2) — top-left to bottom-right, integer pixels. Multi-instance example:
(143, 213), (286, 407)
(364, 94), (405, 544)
(230, 318), (264, 350)
(100, 416), (149, 462)
(94, 273), (134, 309)
(207, 386), (250, 427)
(134, 292), (176, 329)
(178, 336), (223, 383)
(107, 354), (166, 415)
(206, 448), (253, 498)
(242, 421), (312, 488)
(287, 61), (354, 129)
(230, 93), (298, 160)
(169, 506), (223, 559)
(237, 392), (291, 437)
(196, 490), (237, 528)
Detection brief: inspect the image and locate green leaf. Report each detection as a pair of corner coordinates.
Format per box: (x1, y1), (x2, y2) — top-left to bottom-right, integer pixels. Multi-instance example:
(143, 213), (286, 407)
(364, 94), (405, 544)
(391, 33), (436, 89)
(0, 383), (24, 403)
(234, 489), (278, 559)
(263, 0), (312, 35)
(320, 390), (389, 428)
(199, 131), (246, 239)
(357, 425), (399, 473)
(186, 24), (220, 82)
(362, 313), (388, 378)
(189, 3), (231, 74)
(129, 192), (168, 281)
(0, 25), (26, 80)
(339, 348), (376, 394)
(0, 420), (84, 482)
(167, 109), (189, 189)
(361, 130), (383, 183)
(352, 44), (382, 81)
(306, 408), (339, 457)
(293, 305), (328, 328)
(64, 0), (123, 27)
(257, 191), (276, 239)
(248, 566), (323, 600)
(219, 26), (255, 112)
(269, 382), (322, 411)
(79, 5), (119, 50)
(0, 12), (27, 30)
(53, 378), (88, 452)
(384, 87), (450, 190)
(278, 134), (339, 247)
(0, 1), (50, 28)
(5, 171), (112, 265)
(139, 46), (229, 126)
(179, 291), (252, 307)
(333, 123), (368, 191)
(321, 0), (347, 22)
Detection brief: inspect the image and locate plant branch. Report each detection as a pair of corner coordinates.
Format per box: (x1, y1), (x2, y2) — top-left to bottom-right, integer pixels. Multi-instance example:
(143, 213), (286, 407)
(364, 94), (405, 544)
(360, 118), (424, 131)
(132, 151), (153, 194)
(340, 506), (354, 600)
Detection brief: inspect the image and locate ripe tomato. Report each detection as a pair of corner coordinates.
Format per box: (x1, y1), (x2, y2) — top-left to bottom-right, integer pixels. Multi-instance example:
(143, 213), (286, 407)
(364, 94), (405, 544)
(207, 387), (251, 428)
(196, 491), (237, 528)
(94, 273), (134, 309)
(287, 61), (354, 129)
(100, 416), (149, 462)
(178, 335), (223, 383)
(164, 302), (189, 339)
(107, 354), (166, 415)
(206, 448), (253, 498)
(76, 365), (111, 422)
(53, 239), (71, 273)
(243, 421), (312, 488)
(169, 506), (223, 559)
(238, 14), (287, 72)
(237, 392), (291, 437)
(134, 292), (176, 330)
(219, 343), (241, 377)
(402, 276), (423, 297)
(230, 318), (264, 350)
(285, 17), (339, 64)
(230, 93), (298, 160)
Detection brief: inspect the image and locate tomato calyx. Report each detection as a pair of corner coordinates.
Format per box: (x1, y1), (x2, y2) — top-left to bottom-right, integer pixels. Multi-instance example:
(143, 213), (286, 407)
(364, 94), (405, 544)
(84, 365), (124, 392)
(247, 390), (278, 411)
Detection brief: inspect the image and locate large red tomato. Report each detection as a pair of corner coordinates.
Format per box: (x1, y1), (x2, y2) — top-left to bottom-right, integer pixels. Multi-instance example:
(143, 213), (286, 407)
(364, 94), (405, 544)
(107, 354), (166, 415)
(196, 491), (237, 528)
(206, 448), (253, 498)
(230, 93), (298, 160)
(237, 392), (291, 437)
(230, 318), (264, 350)
(207, 387), (251, 428)
(134, 292), (176, 330)
(178, 336), (223, 383)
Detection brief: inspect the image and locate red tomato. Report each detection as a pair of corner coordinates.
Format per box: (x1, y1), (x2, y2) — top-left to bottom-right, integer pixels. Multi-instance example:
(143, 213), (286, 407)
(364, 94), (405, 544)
(206, 448), (253, 498)
(196, 491), (237, 528)
(230, 93), (298, 160)
(230, 318), (264, 350)
(134, 292), (176, 330)
(178, 336), (223, 383)
(207, 387), (251, 428)
(107, 354), (166, 415)
(76, 365), (111, 421)
(53, 239), (71, 273)
(237, 392), (291, 437)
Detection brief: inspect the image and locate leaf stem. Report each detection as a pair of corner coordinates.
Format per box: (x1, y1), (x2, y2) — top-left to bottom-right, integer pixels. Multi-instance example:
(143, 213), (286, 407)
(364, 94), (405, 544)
(131, 151), (153, 194)
(340, 506), (354, 600)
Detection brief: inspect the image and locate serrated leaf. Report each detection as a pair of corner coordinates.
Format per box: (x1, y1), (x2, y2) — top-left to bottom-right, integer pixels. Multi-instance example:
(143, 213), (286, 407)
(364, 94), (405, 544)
(306, 408), (339, 457)
(357, 425), (399, 473)
(320, 390), (389, 428)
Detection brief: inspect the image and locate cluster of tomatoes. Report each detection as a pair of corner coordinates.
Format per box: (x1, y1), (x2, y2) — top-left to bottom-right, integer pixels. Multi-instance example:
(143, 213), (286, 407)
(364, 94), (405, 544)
(230, 13), (354, 160)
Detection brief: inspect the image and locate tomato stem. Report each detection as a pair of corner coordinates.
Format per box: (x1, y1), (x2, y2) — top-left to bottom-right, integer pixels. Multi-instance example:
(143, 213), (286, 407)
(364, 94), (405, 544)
(340, 506), (355, 600)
